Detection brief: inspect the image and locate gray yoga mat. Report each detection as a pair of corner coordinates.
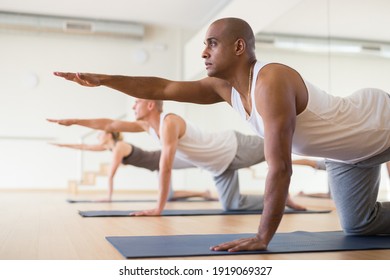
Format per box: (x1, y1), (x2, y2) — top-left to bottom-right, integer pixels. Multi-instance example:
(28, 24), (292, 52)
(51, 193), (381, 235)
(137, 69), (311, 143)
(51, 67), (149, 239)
(67, 199), (155, 203)
(67, 198), (215, 203)
(79, 208), (331, 217)
(106, 231), (390, 258)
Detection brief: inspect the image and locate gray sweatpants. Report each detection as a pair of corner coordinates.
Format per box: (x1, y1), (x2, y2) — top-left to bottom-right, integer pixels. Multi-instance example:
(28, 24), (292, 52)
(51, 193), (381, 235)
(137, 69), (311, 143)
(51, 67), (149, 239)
(214, 132), (266, 210)
(326, 147), (390, 235)
(122, 145), (195, 170)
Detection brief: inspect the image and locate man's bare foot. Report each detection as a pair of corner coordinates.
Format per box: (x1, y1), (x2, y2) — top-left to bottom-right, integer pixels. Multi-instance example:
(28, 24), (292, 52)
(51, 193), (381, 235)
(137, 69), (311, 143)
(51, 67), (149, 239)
(286, 194), (306, 210)
(297, 191), (331, 199)
(203, 190), (218, 201)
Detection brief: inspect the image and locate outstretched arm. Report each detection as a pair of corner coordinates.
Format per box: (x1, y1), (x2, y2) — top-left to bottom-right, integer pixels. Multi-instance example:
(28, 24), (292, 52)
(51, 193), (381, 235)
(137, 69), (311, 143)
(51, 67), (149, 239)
(53, 72), (229, 104)
(47, 118), (146, 133)
(103, 142), (129, 201)
(131, 115), (181, 216)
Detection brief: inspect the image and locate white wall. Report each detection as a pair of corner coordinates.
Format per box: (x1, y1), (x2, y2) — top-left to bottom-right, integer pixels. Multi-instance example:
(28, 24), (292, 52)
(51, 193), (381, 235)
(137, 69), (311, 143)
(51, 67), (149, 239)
(0, 26), (188, 189)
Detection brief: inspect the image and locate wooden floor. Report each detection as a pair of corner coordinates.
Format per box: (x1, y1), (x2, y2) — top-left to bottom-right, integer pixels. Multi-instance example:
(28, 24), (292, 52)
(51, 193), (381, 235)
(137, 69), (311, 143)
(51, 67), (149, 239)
(0, 190), (389, 260)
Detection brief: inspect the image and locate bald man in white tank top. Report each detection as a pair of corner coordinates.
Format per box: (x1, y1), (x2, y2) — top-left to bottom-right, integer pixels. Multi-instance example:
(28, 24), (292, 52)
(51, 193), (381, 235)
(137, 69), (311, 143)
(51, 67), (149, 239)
(54, 17), (390, 253)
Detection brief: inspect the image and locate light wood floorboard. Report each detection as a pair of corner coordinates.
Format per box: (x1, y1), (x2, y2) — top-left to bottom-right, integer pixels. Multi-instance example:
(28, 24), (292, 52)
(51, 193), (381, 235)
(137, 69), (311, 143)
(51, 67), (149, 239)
(0, 190), (389, 260)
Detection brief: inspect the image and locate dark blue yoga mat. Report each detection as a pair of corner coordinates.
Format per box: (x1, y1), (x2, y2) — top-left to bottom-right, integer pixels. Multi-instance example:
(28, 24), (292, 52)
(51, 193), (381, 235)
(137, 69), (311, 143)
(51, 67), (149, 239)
(79, 208), (331, 217)
(106, 231), (390, 258)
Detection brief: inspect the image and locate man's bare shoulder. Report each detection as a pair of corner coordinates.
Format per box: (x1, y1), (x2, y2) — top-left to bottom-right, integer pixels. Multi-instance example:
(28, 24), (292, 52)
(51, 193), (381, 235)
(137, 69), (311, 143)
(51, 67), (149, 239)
(161, 113), (186, 139)
(259, 63), (300, 81)
(162, 113), (185, 127)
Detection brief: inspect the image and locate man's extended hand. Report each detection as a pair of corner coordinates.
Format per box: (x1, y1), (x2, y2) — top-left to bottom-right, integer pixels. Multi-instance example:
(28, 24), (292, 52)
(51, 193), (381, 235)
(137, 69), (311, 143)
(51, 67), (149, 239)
(46, 118), (75, 126)
(48, 142), (65, 147)
(130, 208), (162, 216)
(210, 236), (267, 252)
(54, 72), (101, 87)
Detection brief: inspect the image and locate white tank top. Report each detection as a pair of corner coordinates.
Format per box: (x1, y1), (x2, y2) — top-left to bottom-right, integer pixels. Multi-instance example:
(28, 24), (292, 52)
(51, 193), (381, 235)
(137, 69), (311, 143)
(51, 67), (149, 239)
(231, 61), (390, 163)
(148, 113), (237, 175)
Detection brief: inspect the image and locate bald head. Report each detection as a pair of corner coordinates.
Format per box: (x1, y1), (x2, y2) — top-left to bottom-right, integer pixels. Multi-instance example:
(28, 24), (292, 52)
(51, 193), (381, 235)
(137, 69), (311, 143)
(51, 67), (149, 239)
(210, 17), (256, 58)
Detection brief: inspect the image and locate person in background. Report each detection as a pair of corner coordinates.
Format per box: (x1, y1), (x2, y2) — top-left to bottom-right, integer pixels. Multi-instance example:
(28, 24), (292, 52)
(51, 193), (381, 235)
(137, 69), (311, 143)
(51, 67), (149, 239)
(51, 130), (215, 202)
(292, 158), (330, 199)
(48, 99), (305, 216)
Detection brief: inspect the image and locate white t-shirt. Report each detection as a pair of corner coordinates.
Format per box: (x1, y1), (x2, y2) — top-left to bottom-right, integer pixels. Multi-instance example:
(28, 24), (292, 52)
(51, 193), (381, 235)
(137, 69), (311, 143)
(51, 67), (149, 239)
(149, 113), (238, 175)
(231, 61), (390, 163)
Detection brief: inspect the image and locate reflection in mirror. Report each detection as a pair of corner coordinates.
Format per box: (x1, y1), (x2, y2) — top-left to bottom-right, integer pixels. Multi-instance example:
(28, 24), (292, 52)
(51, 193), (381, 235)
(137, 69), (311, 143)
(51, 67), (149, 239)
(254, 0), (390, 96)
